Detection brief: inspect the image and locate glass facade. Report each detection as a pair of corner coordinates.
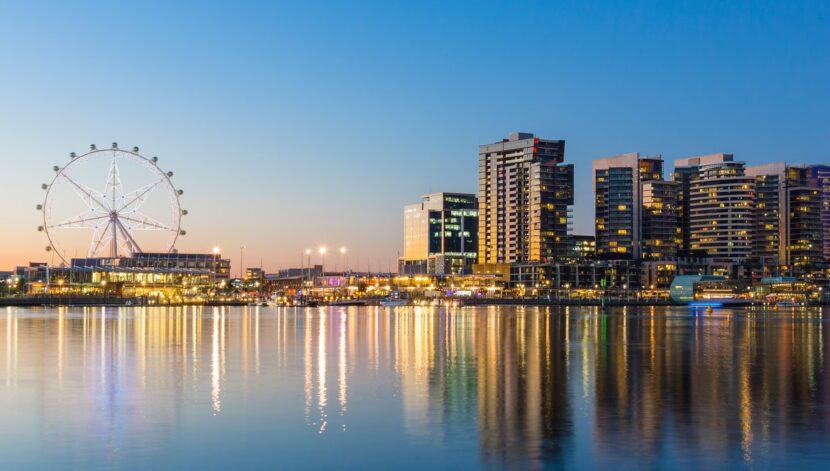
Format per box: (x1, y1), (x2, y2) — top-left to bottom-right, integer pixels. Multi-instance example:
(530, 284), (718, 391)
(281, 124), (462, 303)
(593, 154), (671, 260)
(402, 193), (478, 275)
(642, 180), (679, 260)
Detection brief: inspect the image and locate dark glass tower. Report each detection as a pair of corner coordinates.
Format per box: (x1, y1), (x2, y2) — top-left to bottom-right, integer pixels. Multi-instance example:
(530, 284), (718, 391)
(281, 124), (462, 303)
(592, 153), (673, 260)
(402, 192), (478, 275)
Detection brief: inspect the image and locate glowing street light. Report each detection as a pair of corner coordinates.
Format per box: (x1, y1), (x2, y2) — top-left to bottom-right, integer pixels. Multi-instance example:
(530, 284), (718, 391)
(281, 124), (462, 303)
(302, 249), (312, 284)
(319, 246), (327, 273)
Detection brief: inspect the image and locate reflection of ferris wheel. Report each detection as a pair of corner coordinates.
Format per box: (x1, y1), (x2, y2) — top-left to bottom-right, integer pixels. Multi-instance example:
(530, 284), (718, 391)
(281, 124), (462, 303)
(37, 143), (187, 265)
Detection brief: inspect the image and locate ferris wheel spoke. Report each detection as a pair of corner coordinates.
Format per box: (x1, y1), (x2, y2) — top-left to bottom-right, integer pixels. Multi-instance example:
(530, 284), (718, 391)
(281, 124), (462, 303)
(120, 214), (175, 232)
(105, 154), (124, 210)
(117, 176), (165, 213)
(114, 218), (143, 254)
(60, 172), (110, 211)
(48, 213), (109, 229)
(89, 220), (113, 257)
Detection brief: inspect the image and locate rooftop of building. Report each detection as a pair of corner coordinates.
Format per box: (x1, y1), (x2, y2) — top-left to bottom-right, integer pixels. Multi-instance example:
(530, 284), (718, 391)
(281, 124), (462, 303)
(479, 132), (565, 152)
(674, 153), (734, 168)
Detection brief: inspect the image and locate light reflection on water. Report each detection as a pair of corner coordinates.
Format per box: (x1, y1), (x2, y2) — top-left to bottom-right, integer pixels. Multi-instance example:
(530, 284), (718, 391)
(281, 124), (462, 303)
(1, 305), (829, 469)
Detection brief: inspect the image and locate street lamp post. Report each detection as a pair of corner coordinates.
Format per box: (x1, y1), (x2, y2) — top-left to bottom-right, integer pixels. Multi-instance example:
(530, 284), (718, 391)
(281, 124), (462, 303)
(212, 246), (220, 297)
(240, 245), (246, 280)
(304, 249), (312, 287)
(319, 246), (327, 274)
(340, 247), (347, 273)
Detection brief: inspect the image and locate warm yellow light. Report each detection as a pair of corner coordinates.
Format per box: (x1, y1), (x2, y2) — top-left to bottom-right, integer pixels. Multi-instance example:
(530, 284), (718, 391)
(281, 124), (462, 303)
(319, 246), (327, 255)
(339, 247), (346, 254)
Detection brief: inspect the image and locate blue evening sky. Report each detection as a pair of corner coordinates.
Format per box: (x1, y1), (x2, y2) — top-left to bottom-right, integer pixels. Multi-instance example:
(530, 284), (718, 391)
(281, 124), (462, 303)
(0, 0), (827, 271)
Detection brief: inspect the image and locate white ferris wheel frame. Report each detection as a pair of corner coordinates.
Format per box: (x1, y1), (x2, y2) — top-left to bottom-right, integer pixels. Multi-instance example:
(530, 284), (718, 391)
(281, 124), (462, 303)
(38, 144), (185, 265)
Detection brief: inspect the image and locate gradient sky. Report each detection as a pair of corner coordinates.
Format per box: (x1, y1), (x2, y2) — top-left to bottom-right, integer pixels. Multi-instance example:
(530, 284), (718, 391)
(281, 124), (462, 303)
(1, 0), (828, 273)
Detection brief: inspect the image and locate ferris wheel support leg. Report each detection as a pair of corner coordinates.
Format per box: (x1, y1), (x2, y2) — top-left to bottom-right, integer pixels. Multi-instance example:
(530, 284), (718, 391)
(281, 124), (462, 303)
(115, 219), (143, 255)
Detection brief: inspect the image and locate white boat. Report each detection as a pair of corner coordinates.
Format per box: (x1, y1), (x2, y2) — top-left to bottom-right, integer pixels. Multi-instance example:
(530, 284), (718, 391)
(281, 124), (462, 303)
(380, 298), (407, 307)
(776, 300), (801, 308)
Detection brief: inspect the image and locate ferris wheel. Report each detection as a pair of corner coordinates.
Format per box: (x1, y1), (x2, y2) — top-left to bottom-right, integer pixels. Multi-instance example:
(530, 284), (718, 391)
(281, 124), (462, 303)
(38, 143), (187, 265)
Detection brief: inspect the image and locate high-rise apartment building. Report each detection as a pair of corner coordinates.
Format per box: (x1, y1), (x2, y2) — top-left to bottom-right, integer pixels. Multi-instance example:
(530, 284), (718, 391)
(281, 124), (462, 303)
(809, 165), (830, 260)
(478, 132), (573, 264)
(674, 154), (754, 263)
(592, 153), (676, 260)
(746, 163), (822, 274)
(642, 180), (680, 259)
(400, 192), (478, 275)
(671, 165), (696, 256)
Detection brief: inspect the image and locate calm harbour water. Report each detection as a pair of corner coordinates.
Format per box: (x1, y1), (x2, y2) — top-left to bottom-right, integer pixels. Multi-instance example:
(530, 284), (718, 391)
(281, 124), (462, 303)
(1, 305), (829, 470)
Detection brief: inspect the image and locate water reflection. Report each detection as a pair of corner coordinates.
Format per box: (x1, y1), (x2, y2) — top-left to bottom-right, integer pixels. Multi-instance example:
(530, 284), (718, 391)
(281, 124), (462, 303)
(1, 306), (830, 469)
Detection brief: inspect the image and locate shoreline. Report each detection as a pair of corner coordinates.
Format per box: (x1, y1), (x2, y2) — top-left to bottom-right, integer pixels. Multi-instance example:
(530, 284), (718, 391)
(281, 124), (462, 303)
(2, 296), (829, 308)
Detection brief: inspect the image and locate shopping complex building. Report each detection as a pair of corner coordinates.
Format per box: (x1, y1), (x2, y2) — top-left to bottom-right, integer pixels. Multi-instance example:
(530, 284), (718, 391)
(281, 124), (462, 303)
(17, 252), (231, 302)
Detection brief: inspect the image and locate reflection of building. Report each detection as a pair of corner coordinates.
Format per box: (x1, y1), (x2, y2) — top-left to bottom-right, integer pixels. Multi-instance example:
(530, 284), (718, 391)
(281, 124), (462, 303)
(400, 192), (478, 275)
(477, 132), (574, 265)
(476, 309), (572, 466)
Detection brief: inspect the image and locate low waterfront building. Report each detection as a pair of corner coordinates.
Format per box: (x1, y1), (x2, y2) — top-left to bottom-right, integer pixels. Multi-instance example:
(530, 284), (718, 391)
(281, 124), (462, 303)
(276, 265), (322, 279)
(88, 252), (232, 279)
(669, 274), (751, 304)
(670, 275), (724, 304)
(478, 259), (642, 291)
(561, 235), (596, 261)
(755, 276), (816, 304)
(20, 252), (232, 302)
(640, 261), (678, 290)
